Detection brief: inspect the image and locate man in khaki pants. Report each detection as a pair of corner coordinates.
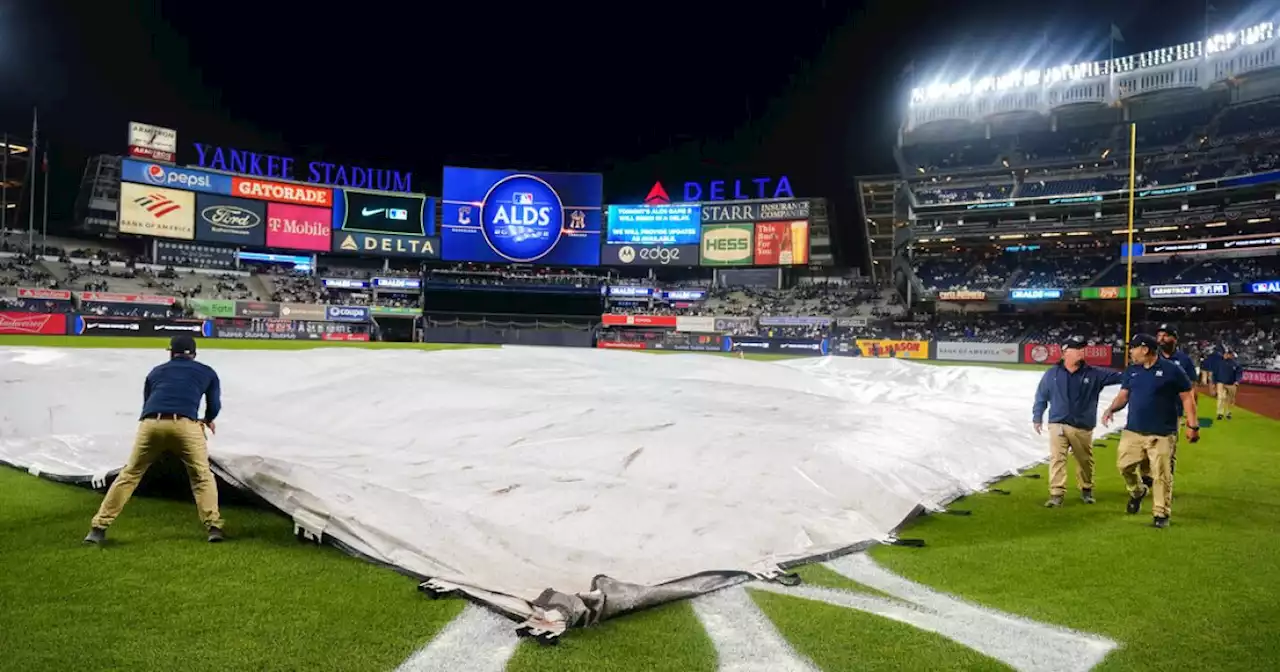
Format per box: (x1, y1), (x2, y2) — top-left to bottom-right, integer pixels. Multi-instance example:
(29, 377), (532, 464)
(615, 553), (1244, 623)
(84, 335), (225, 544)
(1215, 349), (1242, 420)
(1032, 336), (1124, 507)
(1102, 334), (1199, 529)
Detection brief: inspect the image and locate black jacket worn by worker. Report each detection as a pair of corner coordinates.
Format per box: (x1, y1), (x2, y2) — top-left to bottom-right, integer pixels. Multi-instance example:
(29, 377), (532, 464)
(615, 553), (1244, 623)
(139, 358), (221, 423)
(1217, 357), (1243, 385)
(1032, 362), (1124, 430)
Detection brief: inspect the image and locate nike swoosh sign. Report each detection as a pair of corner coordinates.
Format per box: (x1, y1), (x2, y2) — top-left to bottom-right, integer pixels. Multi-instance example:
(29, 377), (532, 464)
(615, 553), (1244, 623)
(362, 207), (385, 216)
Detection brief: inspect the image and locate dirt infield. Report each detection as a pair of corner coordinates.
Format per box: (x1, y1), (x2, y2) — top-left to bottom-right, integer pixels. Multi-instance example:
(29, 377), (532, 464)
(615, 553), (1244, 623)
(1205, 384), (1280, 420)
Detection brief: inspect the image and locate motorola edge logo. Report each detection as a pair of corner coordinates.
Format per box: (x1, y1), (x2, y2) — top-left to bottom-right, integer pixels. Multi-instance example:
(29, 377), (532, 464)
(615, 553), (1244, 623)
(479, 174), (564, 262)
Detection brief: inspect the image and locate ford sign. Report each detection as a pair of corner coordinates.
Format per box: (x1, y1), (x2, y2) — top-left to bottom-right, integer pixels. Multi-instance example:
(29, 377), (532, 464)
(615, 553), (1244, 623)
(202, 205), (261, 230)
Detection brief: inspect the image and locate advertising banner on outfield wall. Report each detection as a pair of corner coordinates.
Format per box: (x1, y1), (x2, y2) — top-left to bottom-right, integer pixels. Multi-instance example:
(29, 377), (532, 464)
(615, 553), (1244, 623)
(0, 311), (67, 335)
(235, 300), (280, 318)
(936, 342), (1020, 363)
(723, 336), (828, 355)
(602, 314), (678, 328)
(211, 318), (362, 340)
(187, 299), (236, 318)
(676, 316), (717, 333)
(1242, 369), (1280, 387)
(1022, 342), (1113, 367)
(73, 316), (212, 337)
(596, 340), (648, 350)
(652, 332), (723, 351)
(279, 303), (328, 321)
(713, 316), (756, 333)
(846, 339), (929, 359)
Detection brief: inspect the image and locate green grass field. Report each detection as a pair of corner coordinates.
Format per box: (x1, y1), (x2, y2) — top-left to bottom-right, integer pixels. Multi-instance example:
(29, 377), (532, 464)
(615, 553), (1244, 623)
(1, 339), (1277, 671)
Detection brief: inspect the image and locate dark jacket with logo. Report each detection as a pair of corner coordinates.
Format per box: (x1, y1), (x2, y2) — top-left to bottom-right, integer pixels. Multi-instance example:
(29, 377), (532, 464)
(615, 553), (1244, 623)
(1032, 362), (1125, 430)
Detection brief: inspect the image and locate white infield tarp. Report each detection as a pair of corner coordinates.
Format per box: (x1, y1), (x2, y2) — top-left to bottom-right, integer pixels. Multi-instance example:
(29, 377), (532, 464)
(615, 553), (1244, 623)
(0, 346), (1123, 626)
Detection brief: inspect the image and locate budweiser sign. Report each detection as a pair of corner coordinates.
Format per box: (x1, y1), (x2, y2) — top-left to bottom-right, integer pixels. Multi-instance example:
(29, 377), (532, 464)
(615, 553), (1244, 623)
(0, 311), (67, 335)
(17, 288), (73, 300)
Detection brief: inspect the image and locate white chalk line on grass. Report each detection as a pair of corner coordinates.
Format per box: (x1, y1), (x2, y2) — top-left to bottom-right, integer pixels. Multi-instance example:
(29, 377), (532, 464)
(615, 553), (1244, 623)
(395, 603), (520, 672)
(394, 552), (1118, 672)
(691, 584), (821, 672)
(750, 553), (1118, 672)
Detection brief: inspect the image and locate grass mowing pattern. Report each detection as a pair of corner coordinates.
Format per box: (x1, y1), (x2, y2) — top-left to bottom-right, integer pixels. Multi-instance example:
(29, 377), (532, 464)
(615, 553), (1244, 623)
(871, 396), (1280, 672)
(506, 601), (716, 672)
(750, 590), (1011, 671)
(0, 468), (463, 672)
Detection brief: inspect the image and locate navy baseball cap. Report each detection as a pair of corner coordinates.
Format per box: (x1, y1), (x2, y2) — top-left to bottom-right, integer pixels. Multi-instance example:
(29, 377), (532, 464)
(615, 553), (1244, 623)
(1129, 333), (1159, 351)
(168, 335), (197, 355)
(1156, 323), (1178, 338)
(1061, 336), (1087, 350)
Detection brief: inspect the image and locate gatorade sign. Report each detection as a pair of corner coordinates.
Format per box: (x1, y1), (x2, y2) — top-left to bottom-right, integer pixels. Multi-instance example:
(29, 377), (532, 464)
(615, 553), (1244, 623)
(700, 224), (753, 266)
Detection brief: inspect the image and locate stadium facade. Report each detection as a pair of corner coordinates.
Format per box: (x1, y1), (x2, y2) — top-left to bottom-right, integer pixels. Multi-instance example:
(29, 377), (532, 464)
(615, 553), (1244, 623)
(858, 19), (1280, 305)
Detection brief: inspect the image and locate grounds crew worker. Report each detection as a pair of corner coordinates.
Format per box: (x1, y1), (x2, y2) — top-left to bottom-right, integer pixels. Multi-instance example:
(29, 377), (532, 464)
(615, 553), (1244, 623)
(1216, 349), (1242, 420)
(1144, 324), (1197, 487)
(1102, 334), (1199, 529)
(1032, 336), (1124, 508)
(84, 335), (225, 544)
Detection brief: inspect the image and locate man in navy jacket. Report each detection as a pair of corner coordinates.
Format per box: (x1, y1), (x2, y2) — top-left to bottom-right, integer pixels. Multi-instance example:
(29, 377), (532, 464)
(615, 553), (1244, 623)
(1215, 349), (1243, 420)
(1032, 336), (1125, 508)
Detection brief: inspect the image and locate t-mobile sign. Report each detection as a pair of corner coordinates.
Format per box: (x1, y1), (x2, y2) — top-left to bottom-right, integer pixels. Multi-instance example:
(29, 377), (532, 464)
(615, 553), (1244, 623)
(266, 203), (332, 252)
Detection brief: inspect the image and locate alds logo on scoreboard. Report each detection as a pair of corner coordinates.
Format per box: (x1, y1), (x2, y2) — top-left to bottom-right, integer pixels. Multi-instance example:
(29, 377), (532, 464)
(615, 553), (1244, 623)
(479, 174), (564, 262)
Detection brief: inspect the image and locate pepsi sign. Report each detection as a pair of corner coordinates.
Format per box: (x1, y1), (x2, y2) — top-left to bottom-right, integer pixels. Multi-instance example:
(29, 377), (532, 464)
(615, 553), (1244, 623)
(441, 167), (603, 265)
(121, 159), (233, 195)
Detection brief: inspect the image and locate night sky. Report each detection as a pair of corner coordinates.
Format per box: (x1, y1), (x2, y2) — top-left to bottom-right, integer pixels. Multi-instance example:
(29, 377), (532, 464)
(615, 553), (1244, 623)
(0, 0), (1260, 264)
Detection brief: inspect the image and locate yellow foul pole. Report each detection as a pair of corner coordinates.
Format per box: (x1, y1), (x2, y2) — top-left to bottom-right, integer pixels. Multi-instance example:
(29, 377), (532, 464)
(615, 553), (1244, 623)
(1123, 122), (1137, 362)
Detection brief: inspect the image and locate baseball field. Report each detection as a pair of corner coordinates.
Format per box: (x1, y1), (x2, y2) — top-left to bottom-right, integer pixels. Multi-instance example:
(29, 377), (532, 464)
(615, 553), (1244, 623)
(1, 336), (1278, 672)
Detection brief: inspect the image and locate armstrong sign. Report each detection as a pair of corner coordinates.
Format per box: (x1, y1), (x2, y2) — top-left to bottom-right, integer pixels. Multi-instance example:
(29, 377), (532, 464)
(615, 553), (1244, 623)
(191, 143), (413, 193)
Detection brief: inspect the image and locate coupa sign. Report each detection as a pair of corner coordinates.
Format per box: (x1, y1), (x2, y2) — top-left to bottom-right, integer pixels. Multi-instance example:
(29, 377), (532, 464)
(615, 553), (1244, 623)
(192, 143), (413, 193)
(325, 305), (370, 322)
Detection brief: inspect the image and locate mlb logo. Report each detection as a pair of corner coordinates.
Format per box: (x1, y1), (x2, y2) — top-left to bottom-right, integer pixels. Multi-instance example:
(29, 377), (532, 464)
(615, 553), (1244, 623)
(512, 192), (534, 205)
(387, 208), (408, 221)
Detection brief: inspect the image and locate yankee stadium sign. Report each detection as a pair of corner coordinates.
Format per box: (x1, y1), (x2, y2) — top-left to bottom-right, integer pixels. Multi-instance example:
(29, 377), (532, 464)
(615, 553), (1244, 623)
(192, 143), (413, 193)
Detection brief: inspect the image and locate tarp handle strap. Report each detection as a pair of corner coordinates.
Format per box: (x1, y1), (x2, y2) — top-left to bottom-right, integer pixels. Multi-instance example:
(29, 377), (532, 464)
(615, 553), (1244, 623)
(892, 538), (926, 547)
(989, 488), (1012, 495)
(771, 572), (803, 587)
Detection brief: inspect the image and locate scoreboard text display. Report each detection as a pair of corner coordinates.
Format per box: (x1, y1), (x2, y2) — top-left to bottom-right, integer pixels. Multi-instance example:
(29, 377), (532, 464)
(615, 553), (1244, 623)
(605, 204), (700, 245)
(441, 166), (603, 265)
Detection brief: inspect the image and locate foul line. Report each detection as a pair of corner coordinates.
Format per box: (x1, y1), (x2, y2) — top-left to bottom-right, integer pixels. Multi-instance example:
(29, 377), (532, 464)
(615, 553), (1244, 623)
(395, 604), (520, 672)
(691, 585), (820, 672)
(750, 554), (1117, 672)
